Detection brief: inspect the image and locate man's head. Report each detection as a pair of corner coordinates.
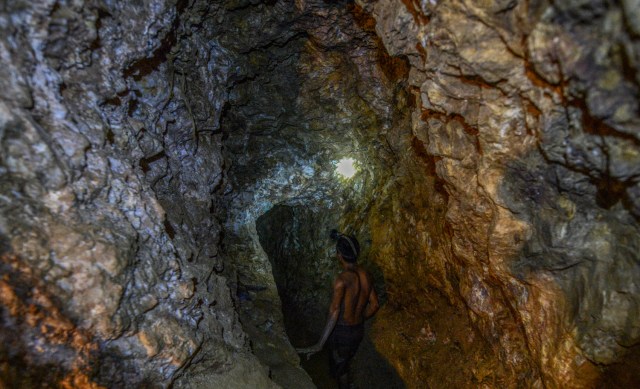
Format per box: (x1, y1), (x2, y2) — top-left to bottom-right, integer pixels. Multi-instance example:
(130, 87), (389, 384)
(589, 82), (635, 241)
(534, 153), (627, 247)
(330, 229), (360, 263)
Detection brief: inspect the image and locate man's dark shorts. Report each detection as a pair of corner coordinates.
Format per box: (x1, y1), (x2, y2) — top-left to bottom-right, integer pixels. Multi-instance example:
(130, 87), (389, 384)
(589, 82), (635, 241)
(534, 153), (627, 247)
(328, 323), (364, 378)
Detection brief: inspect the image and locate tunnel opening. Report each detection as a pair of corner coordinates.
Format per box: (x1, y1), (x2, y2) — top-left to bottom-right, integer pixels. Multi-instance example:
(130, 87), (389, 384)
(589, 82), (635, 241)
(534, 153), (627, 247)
(256, 203), (405, 388)
(256, 204), (335, 387)
(256, 204), (335, 346)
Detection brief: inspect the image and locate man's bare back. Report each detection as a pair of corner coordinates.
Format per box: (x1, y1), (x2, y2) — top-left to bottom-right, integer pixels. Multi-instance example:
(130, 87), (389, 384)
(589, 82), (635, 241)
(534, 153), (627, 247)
(333, 266), (378, 326)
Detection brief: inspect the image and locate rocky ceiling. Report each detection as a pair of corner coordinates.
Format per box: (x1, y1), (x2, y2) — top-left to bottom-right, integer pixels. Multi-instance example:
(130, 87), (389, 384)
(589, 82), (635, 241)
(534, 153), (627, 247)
(1, 0), (639, 388)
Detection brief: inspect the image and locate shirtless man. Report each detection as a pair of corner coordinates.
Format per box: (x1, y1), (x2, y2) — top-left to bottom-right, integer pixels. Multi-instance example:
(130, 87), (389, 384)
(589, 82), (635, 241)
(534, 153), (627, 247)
(297, 231), (379, 389)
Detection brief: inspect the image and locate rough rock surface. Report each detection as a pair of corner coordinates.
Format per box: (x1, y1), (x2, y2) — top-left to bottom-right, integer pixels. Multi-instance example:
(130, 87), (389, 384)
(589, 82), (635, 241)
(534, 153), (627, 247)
(0, 0), (285, 386)
(1, 0), (639, 388)
(354, 0), (640, 387)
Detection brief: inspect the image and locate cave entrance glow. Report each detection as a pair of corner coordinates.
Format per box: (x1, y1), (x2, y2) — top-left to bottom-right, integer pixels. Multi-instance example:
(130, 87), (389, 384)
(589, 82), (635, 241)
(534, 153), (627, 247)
(335, 157), (357, 179)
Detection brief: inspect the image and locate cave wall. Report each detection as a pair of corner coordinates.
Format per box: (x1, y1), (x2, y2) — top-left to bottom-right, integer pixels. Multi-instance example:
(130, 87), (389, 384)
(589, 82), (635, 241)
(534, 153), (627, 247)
(2, 0), (639, 387)
(351, 0), (640, 387)
(0, 0), (282, 387)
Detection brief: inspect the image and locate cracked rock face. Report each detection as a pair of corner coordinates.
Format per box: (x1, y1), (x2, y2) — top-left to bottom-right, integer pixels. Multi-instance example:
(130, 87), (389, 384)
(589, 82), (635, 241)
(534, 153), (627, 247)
(1, 0), (639, 388)
(356, 0), (640, 387)
(0, 0), (275, 387)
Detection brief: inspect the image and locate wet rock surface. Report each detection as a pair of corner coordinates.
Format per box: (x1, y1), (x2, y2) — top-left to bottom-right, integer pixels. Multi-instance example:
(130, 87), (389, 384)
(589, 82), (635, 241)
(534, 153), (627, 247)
(1, 0), (639, 388)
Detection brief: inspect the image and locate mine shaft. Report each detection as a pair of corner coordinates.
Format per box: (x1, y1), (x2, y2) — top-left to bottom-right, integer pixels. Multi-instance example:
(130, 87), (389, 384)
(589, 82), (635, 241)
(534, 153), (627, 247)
(1, 0), (639, 388)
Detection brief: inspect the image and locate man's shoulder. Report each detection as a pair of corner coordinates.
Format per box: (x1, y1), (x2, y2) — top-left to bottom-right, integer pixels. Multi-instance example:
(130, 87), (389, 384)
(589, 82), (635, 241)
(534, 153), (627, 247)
(336, 270), (357, 282)
(338, 267), (370, 281)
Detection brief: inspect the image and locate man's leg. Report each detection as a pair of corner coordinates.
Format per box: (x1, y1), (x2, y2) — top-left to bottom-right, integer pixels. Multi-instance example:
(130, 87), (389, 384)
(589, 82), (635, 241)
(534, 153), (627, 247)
(337, 372), (350, 389)
(330, 325), (363, 388)
(333, 342), (358, 389)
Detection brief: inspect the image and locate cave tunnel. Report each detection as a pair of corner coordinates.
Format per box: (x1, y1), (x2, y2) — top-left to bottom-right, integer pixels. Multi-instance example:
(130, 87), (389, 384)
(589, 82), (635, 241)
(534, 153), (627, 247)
(1, 0), (640, 388)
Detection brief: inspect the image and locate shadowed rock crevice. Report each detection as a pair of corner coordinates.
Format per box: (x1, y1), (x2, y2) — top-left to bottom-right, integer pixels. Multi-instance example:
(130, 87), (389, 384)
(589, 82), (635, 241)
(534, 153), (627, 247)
(256, 205), (337, 344)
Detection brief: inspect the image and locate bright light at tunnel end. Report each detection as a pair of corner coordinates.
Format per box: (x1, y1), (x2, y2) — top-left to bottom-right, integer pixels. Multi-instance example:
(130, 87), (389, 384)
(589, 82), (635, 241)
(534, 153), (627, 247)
(335, 157), (357, 179)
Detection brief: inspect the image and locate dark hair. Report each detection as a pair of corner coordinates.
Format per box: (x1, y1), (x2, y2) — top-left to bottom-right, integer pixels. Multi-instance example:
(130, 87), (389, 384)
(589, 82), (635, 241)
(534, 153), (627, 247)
(330, 229), (360, 263)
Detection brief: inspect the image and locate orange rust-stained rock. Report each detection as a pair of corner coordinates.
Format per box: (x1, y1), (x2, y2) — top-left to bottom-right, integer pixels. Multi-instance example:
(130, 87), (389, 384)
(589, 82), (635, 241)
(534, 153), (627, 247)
(352, 0), (640, 387)
(59, 370), (107, 389)
(0, 253), (99, 387)
(1, 0), (639, 388)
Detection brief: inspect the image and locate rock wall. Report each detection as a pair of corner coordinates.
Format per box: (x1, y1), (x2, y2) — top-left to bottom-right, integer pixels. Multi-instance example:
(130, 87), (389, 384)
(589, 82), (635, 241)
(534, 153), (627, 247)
(354, 0), (640, 387)
(0, 0), (278, 387)
(2, 0), (638, 387)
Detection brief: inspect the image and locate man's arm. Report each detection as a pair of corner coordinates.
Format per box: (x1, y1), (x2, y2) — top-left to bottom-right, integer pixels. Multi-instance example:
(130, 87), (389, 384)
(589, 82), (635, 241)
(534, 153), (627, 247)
(296, 277), (344, 358)
(364, 282), (379, 319)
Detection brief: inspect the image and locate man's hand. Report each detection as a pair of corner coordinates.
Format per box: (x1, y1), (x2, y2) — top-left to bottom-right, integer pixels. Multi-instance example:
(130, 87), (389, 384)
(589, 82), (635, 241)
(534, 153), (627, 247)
(296, 344), (322, 360)
(295, 278), (342, 361)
